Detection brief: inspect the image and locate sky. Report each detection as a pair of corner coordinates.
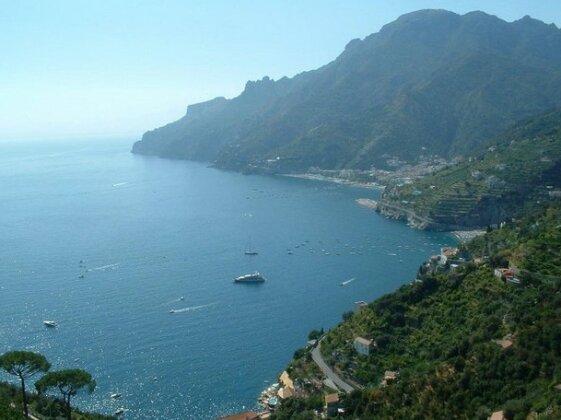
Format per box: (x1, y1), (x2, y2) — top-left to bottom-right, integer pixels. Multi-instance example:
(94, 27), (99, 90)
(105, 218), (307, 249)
(1, 0), (560, 141)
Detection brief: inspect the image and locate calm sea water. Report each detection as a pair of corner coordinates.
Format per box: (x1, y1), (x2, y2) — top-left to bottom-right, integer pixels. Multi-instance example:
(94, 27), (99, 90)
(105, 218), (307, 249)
(0, 138), (454, 419)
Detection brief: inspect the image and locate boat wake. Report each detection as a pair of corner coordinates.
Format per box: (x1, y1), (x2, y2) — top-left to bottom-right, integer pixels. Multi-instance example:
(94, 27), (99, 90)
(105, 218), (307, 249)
(340, 277), (356, 286)
(87, 263), (119, 272)
(169, 302), (217, 314)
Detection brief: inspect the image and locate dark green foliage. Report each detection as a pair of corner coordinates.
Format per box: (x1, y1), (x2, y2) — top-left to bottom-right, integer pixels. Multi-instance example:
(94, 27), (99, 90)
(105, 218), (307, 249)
(466, 205), (561, 277)
(36, 369), (96, 420)
(341, 311), (354, 322)
(274, 203), (561, 419)
(0, 381), (114, 420)
(0, 382), (23, 419)
(307, 329), (323, 341)
(133, 10), (561, 173)
(0, 351), (50, 417)
(293, 348), (307, 360)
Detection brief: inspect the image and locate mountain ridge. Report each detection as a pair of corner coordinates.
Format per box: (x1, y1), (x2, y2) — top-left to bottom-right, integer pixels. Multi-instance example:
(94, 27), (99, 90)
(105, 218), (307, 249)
(133, 9), (561, 172)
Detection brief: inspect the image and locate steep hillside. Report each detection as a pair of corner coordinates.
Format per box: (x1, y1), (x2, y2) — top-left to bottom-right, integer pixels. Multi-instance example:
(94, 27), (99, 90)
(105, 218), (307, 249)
(272, 204), (561, 419)
(133, 10), (561, 172)
(375, 109), (561, 230)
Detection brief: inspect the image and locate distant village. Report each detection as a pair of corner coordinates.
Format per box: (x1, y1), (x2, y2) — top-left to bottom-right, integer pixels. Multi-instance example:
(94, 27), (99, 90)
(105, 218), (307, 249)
(243, 153), (456, 188)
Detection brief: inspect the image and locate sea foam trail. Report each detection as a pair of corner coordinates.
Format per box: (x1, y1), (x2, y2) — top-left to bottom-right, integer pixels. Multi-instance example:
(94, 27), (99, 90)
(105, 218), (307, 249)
(340, 277), (355, 286)
(169, 302), (217, 314)
(87, 263), (119, 272)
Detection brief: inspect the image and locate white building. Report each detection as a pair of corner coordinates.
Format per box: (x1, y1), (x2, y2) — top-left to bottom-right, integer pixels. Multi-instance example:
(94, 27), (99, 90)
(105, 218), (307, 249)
(353, 337), (374, 356)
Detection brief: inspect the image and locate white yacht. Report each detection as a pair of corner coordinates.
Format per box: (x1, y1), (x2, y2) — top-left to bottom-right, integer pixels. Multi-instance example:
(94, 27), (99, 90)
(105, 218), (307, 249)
(234, 271), (265, 283)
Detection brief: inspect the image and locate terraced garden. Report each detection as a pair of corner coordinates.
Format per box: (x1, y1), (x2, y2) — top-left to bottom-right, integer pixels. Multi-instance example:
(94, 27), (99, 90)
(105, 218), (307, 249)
(380, 109), (561, 229)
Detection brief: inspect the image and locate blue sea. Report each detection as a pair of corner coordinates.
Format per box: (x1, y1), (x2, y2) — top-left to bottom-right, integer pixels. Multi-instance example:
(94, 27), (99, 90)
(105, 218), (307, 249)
(0, 138), (454, 419)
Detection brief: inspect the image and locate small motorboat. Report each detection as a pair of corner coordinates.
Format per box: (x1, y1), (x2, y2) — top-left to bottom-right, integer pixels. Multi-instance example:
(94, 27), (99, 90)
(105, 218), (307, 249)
(43, 320), (57, 328)
(111, 393), (122, 399)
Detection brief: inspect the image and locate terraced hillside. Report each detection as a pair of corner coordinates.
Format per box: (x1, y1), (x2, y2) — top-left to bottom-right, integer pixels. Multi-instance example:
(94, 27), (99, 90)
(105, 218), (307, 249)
(376, 109), (561, 230)
(272, 204), (561, 420)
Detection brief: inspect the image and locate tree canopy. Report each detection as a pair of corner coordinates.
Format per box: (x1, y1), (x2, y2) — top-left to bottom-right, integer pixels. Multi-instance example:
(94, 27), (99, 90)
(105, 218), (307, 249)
(0, 351), (50, 417)
(36, 369), (96, 420)
(0, 351), (51, 380)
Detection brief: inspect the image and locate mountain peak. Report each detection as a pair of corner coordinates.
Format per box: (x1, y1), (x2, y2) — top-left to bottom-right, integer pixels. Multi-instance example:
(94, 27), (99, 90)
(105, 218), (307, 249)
(514, 13), (557, 29)
(133, 9), (561, 172)
(380, 9), (459, 32)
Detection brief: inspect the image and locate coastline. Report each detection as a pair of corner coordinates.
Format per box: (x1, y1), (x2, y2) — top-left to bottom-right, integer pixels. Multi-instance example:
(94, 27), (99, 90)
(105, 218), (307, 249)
(451, 229), (486, 242)
(282, 173), (385, 190)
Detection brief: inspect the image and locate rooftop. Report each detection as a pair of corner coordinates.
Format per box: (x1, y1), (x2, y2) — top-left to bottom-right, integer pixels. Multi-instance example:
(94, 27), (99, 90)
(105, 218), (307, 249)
(354, 337), (373, 346)
(279, 371), (294, 390)
(384, 371), (398, 380)
(325, 393), (339, 404)
(277, 386), (294, 400)
(489, 410), (506, 420)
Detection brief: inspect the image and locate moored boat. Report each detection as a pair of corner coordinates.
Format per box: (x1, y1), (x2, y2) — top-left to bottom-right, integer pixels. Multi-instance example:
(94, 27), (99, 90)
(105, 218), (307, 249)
(234, 271), (265, 283)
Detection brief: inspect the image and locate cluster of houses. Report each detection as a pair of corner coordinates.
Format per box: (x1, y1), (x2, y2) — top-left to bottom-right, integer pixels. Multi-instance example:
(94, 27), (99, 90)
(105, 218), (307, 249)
(420, 245), (524, 288)
(427, 246), (464, 271)
(252, 368), (347, 418)
(257, 370), (296, 412)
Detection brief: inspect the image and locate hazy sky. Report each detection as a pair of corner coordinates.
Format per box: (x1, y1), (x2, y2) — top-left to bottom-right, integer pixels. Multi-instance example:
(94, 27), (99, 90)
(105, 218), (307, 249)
(2, 0), (560, 141)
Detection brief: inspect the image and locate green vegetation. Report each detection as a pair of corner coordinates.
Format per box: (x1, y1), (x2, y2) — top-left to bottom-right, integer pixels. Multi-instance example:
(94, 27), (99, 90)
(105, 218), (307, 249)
(465, 205), (561, 278)
(36, 370), (96, 420)
(0, 351), (50, 417)
(273, 203), (561, 419)
(0, 381), (113, 420)
(0, 352), (110, 420)
(133, 10), (561, 173)
(380, 109), (561, 229)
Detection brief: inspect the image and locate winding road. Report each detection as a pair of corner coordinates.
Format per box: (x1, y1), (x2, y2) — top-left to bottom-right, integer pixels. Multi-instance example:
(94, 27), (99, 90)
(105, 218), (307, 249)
(311, 338), (354, 393)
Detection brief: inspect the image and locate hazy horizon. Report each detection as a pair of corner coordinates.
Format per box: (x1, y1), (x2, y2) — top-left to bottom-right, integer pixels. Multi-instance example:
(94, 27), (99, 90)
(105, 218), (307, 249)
(2, 0), (560, 141)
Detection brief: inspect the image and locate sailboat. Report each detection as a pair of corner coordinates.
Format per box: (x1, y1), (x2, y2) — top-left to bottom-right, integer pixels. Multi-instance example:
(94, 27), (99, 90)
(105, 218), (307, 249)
(244, 237), (259, 256)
